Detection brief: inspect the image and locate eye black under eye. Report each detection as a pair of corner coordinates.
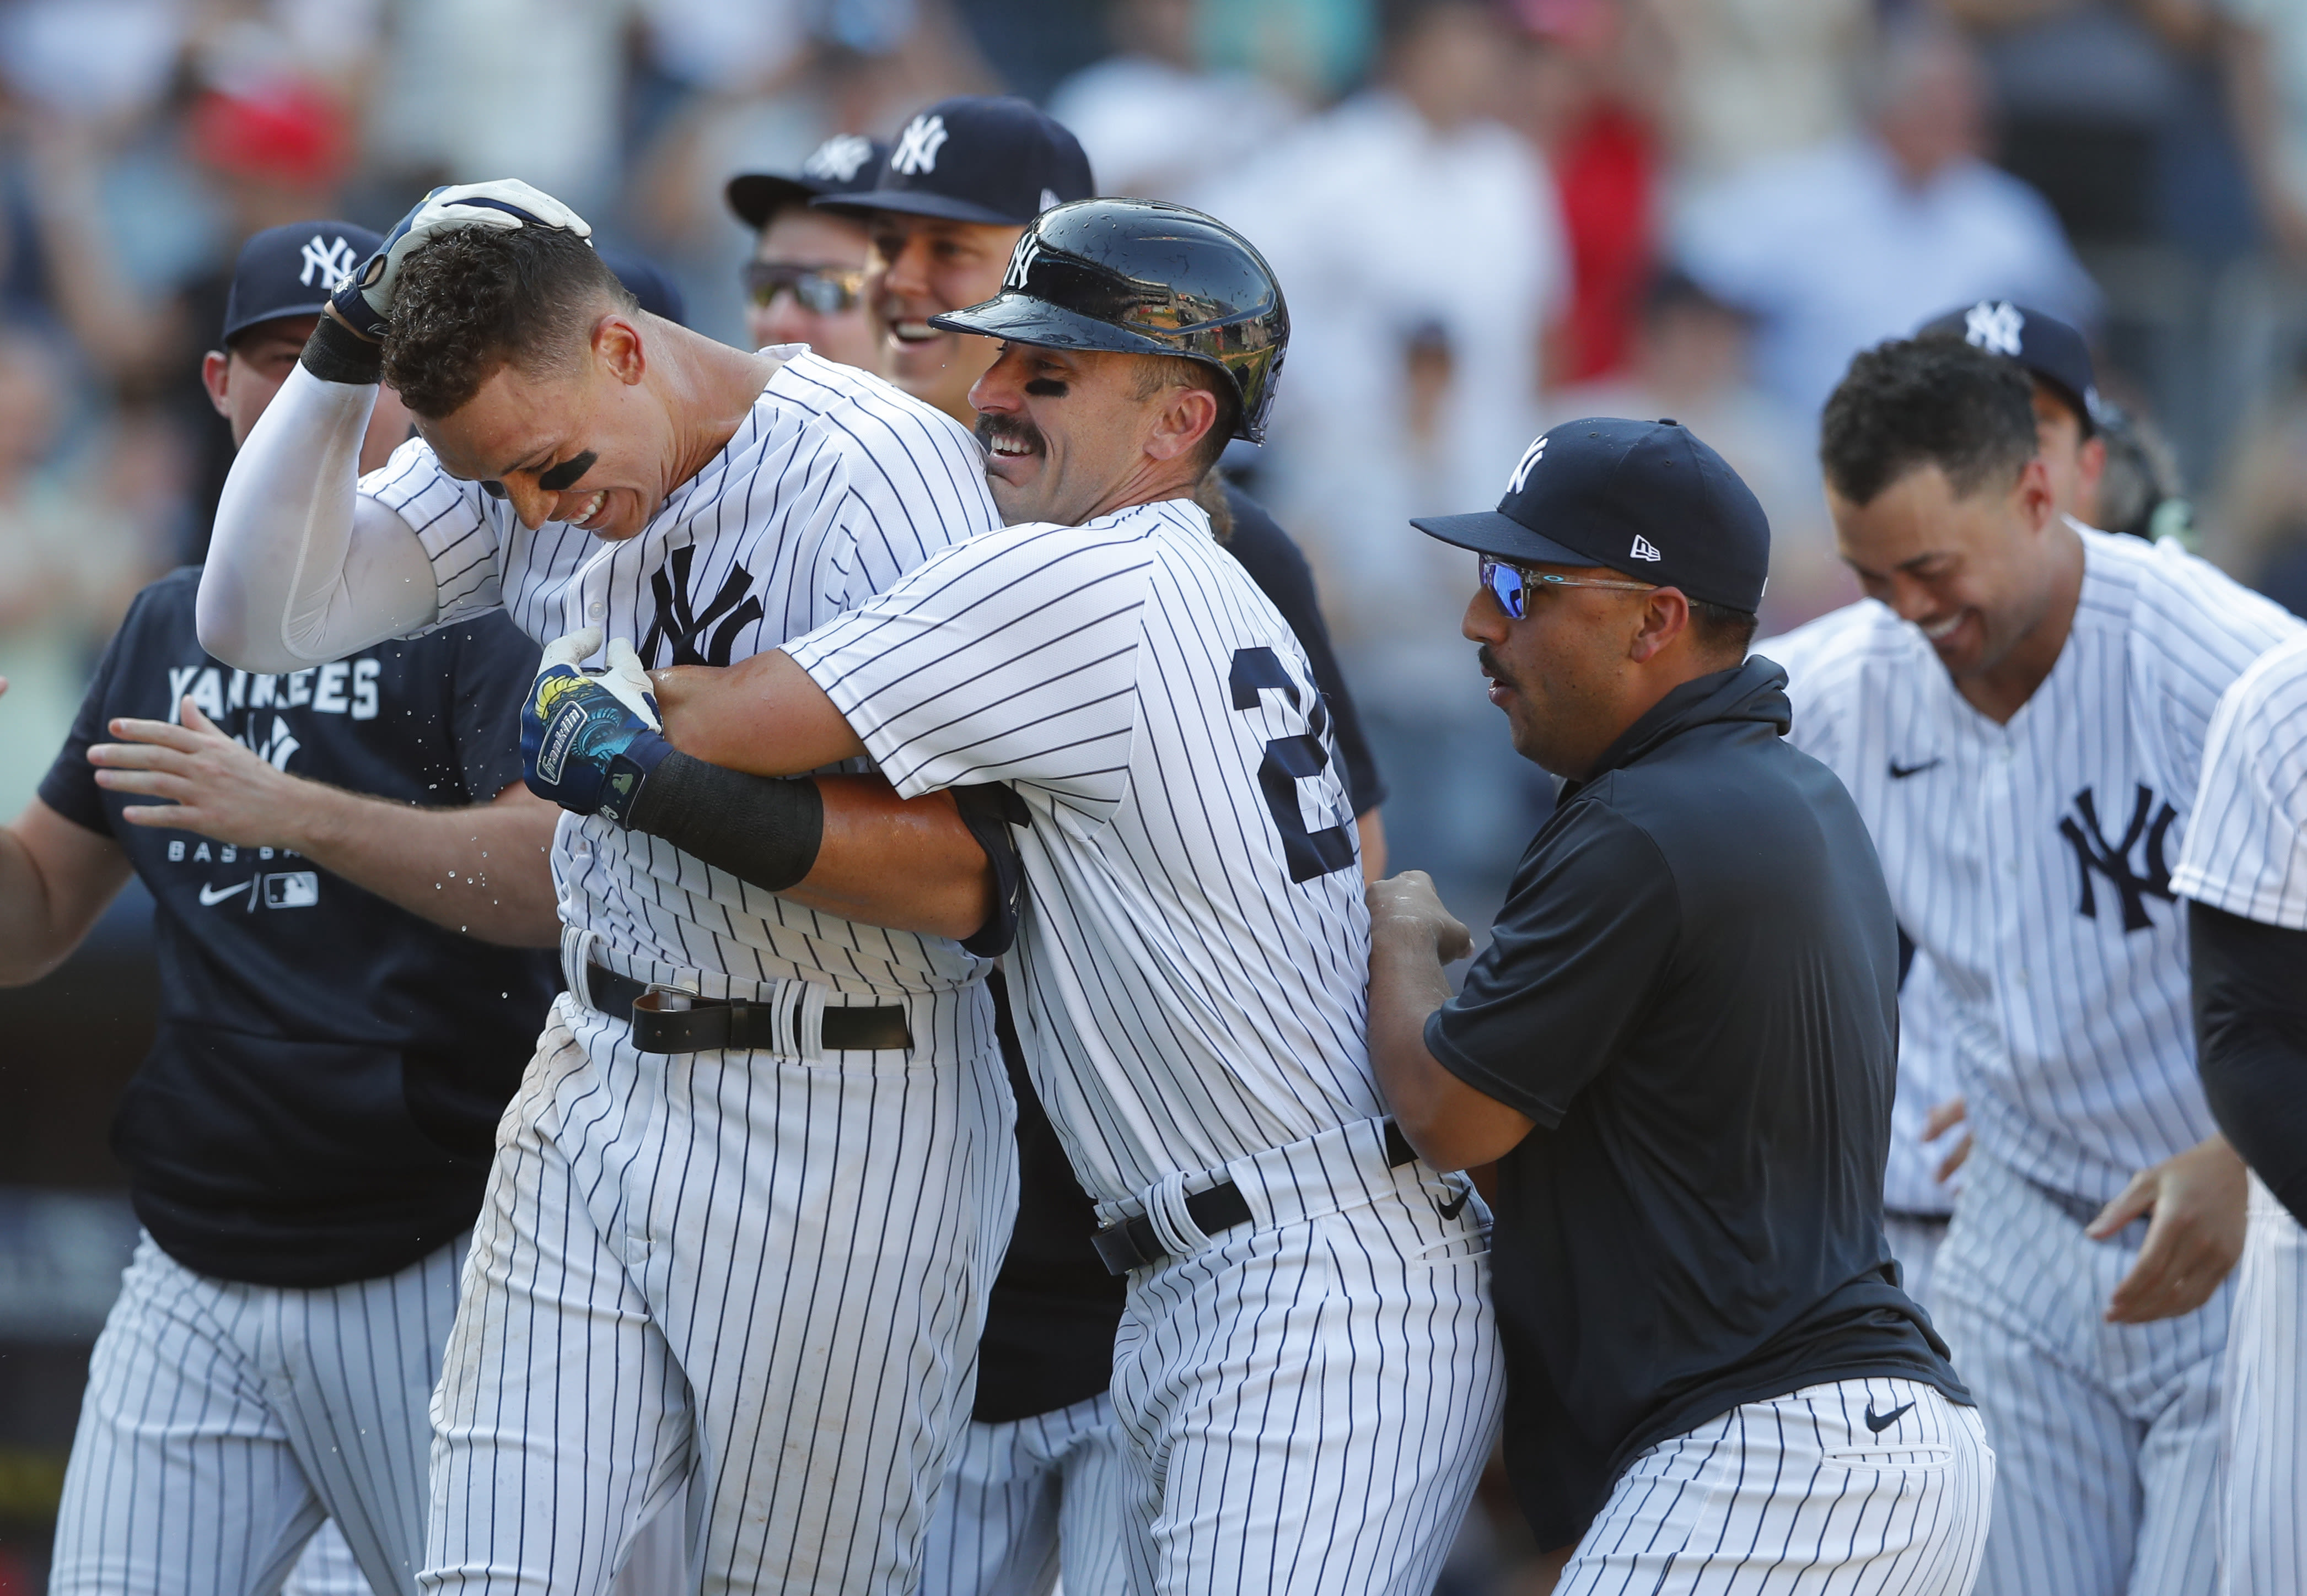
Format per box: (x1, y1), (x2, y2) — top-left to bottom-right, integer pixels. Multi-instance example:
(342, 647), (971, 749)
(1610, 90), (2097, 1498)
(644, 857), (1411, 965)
(1024, 379), (1068, 397)
(480, 480), (508, 500)
(537, 451), (598, 492)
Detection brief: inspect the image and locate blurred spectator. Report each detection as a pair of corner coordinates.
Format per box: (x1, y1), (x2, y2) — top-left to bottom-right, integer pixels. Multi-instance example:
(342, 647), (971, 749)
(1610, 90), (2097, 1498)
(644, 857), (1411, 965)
(2226, 0), (2307, 263)
(1047, 0), (1302, 201)
(1648, 0), (1872, 182)
(0, 332), (167, 818)
(2209, 367), (2307, 611)
(2096, 400), (2192, 542)
(1199, 0), (1378, 104)
(1676, 15), (2099, 417)
(1550, 270), (1846, 630)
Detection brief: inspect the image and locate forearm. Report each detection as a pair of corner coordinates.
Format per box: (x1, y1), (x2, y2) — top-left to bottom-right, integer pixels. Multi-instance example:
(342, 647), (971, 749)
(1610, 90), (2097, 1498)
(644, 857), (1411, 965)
(2192, 904), (2307, 1225)
(1367, 927), (1476, 1166)
(0, 803), (131, 985)
(198, 356), (439, 672)
(286, 784), (561, 946)
(652, 651), (866, 777)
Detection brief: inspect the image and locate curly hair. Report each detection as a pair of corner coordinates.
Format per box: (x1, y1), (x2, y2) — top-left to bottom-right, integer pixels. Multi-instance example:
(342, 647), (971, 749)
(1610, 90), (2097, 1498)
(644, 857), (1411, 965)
(1820, 336), (2038, 508)
(381, 225), (636, 419)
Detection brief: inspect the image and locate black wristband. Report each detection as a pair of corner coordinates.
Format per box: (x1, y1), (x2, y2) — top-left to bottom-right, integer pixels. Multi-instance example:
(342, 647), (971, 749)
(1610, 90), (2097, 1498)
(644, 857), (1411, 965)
(621, 750), (824, 892)
(300, 312), (385, 386)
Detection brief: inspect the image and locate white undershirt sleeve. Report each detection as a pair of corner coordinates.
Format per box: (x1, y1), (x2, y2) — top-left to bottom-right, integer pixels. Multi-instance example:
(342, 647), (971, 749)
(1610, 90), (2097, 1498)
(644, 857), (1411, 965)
(196, 364), (442, 673)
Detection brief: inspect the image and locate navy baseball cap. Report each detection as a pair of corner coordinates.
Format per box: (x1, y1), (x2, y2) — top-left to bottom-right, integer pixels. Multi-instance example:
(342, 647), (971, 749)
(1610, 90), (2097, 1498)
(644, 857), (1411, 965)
(221, 219), (381, 344)
(725, 133), (888, 230)
(1412, 418), (1772, 614)
(1918, 300), (2103, 435)
(815, 97), (1094, 227)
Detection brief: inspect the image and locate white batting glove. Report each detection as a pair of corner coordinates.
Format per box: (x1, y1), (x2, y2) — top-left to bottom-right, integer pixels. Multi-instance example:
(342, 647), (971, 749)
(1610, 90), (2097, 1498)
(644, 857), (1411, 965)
(332, 180), (593, 340)
(538, 628), (662, 730)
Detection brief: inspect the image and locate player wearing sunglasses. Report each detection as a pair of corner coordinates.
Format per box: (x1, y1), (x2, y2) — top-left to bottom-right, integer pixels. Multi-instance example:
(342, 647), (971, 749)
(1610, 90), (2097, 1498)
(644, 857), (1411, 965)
(725, 134), (887, 370)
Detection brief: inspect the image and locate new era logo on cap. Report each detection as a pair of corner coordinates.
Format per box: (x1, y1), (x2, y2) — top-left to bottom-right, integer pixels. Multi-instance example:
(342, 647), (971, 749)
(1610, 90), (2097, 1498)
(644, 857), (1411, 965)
(1630, 535), (1662, 562)
(1963, 300), (2025, 358)
(892, 113), (950, 176)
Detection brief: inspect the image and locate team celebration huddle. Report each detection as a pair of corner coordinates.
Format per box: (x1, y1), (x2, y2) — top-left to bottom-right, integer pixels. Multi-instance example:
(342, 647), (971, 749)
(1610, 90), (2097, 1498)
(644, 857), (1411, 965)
(12, 76), (2307, 1596)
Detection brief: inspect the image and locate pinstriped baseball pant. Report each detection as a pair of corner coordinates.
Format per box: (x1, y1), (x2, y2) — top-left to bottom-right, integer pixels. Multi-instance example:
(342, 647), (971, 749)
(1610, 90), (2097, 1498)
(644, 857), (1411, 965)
(1556, 1378), (1993, 1594)
(1107, 1116), (1503, 1596)
(2219, 1173), (2307, 1596)
(916, 1394), (1131, 1596)
(422, 990), (1015, 1596)
(50, 1233), (464, 1596)
(1932, 1152), (2228, 1596)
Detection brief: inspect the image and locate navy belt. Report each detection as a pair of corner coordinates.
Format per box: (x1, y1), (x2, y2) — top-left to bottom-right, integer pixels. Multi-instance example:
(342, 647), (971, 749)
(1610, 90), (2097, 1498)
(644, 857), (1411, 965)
(1091, 1121), (1420, 1275)
(585, 962), (911, 1055)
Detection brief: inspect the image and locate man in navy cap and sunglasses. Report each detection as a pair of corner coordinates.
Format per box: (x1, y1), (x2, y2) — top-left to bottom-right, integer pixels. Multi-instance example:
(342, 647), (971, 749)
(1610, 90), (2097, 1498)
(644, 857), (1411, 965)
(725, 133), (888, 369)
(1364, 417), (1993, 1592)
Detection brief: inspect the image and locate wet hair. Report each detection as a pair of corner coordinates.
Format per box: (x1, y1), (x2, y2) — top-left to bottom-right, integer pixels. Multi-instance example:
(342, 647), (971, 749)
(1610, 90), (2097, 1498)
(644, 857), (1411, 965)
(381, 225), (637, 419)
(1820, 336), (2039, 507)
(1132, 353), (1238, 476)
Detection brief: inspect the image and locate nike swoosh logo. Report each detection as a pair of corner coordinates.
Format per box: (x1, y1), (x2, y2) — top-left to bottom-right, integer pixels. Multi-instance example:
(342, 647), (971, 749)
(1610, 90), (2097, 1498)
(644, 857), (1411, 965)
(1437, 1189), (1471, 1221)
(1864, 1399), (1916, 1434)
(197, 880), (253, 906)
(1888, 758), (1943, 780)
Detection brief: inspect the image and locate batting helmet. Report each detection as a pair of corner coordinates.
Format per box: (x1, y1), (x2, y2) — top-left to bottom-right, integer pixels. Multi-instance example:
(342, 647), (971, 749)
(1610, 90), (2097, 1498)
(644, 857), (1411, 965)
(927, 197), (1289, 444)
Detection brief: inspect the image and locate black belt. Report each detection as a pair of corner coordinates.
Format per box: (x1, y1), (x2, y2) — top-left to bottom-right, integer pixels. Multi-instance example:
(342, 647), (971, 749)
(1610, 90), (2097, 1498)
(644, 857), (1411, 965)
(585, 963), (912, 1055)
(1091, 1121), (1420, 1276)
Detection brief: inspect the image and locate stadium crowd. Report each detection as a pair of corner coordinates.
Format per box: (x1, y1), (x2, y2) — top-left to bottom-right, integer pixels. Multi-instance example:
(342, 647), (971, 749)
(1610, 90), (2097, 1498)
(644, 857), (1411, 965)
(7, 0), (2307, 1592)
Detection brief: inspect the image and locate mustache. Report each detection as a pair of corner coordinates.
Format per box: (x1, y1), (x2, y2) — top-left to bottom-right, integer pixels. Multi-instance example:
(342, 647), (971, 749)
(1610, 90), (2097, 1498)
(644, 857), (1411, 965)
(974, 412), (1046, 456)
(1477, 645), (1515, 691)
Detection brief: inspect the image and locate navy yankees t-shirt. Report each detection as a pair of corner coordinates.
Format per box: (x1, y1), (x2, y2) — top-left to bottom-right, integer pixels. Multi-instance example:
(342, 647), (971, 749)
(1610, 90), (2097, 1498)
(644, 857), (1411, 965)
(39, 568), (560, 1288)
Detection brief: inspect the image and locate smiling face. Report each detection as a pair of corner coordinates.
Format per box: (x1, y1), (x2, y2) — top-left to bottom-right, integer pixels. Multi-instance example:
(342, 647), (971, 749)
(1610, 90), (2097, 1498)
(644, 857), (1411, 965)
(412, 318), (670, 542)
(968, 343), (1221, 527)
(865, 212), (1024, 424)
(1829, 457), (2063, 682)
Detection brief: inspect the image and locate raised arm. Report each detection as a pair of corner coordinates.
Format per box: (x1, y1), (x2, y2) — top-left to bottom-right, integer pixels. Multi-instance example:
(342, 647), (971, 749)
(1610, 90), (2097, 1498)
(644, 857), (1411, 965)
(197, 358), (440, 672)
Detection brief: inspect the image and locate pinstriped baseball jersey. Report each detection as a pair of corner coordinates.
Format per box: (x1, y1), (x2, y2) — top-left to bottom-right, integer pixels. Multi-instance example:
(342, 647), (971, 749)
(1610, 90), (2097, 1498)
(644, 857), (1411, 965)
(1765, 529), (2298, 1204)
(359, 348), (1002, 996)
(787, 498), (1373, 1207)
(2172, 629), (2307, 928)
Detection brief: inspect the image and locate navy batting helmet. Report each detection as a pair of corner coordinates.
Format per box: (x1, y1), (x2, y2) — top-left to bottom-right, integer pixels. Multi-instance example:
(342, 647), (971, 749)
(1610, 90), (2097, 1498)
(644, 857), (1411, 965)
(927, 197), (1289, 444)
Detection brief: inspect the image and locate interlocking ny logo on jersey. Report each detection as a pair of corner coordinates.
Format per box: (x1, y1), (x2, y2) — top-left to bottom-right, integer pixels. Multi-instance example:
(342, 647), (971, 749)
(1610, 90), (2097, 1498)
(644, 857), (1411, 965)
(892, 114), (949, 176)
(641, 544), (764, 667)
(299, 233), (359, 290)
(1964, 300), (2025, 358)
(2059, 783), (2177, 932)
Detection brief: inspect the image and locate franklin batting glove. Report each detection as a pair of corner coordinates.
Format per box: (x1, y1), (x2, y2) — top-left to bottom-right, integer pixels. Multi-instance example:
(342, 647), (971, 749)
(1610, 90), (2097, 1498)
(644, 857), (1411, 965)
(331, 180), (593, 341)
(521, 629), (670, 823)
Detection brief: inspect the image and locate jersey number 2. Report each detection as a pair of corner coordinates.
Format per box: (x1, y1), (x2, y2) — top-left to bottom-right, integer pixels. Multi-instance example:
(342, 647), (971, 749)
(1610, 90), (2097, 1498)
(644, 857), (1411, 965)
(1229, 647), (1356, 883)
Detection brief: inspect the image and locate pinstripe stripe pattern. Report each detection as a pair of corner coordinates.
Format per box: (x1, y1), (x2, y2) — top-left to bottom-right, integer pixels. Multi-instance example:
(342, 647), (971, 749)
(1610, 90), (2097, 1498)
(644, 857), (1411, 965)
(1930, 1152), (2224, 1596)
(361, 348), (1004, 999)
(917, 1394), (1130, 1596)
(789, 500), (1375, 1209)
(2172, 629), (2307, 929)
(2220, 1174), (2307, 1596)
(1556, 1378), (1993, 1595)
(1107, 1120), (1503, 1595)
(423, 994), (1015, 1596)
(51, 1234), (464, 1596)
(1765, 531), (2298, 1205)
(282, 1523), (369, 1596)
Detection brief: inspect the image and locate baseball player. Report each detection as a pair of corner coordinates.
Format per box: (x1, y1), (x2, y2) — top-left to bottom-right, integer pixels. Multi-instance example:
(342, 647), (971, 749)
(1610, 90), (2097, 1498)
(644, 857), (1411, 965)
(2, 221), (564, 1596)
(611, 196), (1502, 1595)
(1765, 334), (2298, 1595)
(1368, 417), (1989, 1592)
(2169, 631), (2307, 1595)
(726, 134), (886, 368)
(196, 185), (1023, 1595)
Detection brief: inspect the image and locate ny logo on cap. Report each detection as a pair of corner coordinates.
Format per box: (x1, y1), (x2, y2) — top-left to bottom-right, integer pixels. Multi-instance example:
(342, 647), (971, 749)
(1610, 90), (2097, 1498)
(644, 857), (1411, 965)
(1630, 535), (1662, 562)
(298, 234), (359, 290)
(804, 133), (875, 182)
(1964, 301), (2025, 358)
(1507, 435), (1548, 494)
(892, 114), (949, 176)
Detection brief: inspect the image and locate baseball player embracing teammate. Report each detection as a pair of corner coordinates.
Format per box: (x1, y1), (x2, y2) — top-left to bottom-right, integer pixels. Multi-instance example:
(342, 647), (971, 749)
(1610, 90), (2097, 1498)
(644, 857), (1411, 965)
(197, 184), (1019, 1594)
(1766, 331), (2298, 1595)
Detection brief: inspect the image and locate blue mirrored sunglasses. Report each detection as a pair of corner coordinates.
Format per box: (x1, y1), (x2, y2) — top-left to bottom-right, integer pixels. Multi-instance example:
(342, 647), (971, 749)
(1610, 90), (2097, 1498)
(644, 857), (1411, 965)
(1478, 553), (1657, 619)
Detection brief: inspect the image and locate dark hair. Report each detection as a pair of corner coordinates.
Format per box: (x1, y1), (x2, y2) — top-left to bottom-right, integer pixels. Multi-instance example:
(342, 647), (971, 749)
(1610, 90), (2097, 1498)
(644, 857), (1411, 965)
(1133, 353), (1238, 476)
(1690, 596), (1759, 661)
(1819, 336), (2038, 507)
(382, 225), (637, 418)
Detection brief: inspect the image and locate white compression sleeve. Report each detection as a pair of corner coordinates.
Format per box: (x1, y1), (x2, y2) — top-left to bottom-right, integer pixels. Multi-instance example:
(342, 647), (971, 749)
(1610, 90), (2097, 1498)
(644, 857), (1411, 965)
(196, 364), (442, 673)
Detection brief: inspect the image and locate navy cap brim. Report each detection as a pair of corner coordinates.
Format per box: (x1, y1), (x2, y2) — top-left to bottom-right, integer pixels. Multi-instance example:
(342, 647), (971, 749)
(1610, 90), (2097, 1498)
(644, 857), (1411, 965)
(814, 188), (1028, 227)
(1410, 510), (1607, 569)
(221, 299), (330, 344)
(930, 293), (1176, 357)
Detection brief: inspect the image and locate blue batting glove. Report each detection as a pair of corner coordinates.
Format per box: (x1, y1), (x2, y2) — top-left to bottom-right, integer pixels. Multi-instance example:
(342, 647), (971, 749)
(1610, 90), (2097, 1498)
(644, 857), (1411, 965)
(332, 179), (594, 341)
(521, 631), (669, 823)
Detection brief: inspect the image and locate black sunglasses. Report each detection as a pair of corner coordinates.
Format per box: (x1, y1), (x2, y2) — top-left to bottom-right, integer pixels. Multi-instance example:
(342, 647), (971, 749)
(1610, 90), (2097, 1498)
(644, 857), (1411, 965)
(742, 261), (867, 315)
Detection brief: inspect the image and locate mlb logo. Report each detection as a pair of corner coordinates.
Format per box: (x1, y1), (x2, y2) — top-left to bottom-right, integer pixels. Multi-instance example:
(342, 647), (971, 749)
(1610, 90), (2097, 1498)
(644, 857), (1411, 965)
(263, 871), (320, 909)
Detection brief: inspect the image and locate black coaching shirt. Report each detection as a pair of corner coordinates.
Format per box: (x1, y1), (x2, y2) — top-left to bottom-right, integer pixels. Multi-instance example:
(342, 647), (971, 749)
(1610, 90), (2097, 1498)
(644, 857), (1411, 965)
(39, 568), (559, 1288)
(1426, 659), (1969, 1549)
